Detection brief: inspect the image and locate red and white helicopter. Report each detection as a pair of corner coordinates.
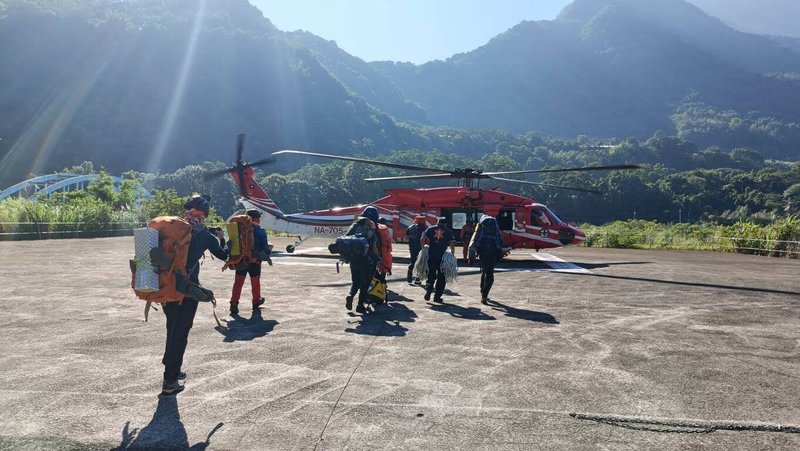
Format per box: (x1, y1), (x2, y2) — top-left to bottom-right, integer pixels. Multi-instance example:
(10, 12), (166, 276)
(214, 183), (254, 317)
(205, 135), (639, 253)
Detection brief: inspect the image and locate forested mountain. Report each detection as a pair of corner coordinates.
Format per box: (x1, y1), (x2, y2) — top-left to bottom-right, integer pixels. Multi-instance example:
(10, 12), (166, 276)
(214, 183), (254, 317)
(0, 0), (423, 184)
(284, 31), (429, 124)
(372, 0), (800, 145)
(1, 0), (799, 188)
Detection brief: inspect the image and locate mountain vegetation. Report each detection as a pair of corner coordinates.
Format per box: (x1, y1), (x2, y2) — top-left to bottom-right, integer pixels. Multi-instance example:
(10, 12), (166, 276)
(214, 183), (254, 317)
(1, 0), (799, 230)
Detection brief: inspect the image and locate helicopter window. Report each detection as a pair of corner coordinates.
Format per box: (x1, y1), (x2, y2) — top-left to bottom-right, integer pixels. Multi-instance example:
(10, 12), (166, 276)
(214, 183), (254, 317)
(497, 209), (514, 231)
(546, 208), (563, 225)
(531, 209), (551, 227)
(451, 212), (467, 230)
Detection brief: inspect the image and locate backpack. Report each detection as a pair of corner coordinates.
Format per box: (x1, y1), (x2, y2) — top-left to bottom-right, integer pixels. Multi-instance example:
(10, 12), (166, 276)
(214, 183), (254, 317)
(328, 217), (375, 264)
(376, 224), (392, 271)
(477, 217), (502, 252)
(223, 215), (255, 270)
(131, 216), (193, 305)
(329, 235), (370, 263)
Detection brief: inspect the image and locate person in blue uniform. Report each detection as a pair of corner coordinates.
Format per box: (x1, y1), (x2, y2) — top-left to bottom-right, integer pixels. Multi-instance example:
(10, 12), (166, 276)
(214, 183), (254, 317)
(421, 217), (455, 303)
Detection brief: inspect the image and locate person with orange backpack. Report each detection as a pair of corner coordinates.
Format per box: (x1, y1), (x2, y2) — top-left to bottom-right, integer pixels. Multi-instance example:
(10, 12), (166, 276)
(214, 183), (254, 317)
(228, 209), (272, 315)
(160, 194), (228, 396)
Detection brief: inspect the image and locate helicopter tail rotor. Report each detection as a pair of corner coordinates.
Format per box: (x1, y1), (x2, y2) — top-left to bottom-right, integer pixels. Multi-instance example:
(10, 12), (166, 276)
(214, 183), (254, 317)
(202, 134), (277, 198)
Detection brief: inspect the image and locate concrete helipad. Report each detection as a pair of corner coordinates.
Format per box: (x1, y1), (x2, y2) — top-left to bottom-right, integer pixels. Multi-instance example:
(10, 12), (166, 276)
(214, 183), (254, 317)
(0, 237), (799, 450)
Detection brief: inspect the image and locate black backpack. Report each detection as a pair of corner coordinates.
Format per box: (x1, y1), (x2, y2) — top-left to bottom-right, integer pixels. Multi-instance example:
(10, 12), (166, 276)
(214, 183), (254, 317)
(477, 217), (502, 252)
(327, 218), (374, 263)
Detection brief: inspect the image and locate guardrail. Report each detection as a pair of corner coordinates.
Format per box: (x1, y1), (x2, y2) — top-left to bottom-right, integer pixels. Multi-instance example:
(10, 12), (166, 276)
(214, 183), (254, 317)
(0, 221), (147, 241)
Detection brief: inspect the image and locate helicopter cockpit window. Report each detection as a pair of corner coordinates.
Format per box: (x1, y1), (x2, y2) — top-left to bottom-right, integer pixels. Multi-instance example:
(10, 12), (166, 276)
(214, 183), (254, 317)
(546, 208), (564, 225)
(531, 208), (551, 227)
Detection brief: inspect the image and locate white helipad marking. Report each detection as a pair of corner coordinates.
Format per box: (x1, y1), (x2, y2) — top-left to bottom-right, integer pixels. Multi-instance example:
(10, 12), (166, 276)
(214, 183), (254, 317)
(529, 253), (591, 273)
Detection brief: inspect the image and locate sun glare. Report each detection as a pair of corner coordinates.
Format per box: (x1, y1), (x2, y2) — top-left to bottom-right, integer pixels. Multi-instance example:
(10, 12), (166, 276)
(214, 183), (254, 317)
(147, 0), (208, 174)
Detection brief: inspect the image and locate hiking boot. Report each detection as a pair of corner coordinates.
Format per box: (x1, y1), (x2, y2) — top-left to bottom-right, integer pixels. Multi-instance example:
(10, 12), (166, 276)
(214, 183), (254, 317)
(253, 298), (265, 309)
(407, 276), (413, 284)
(178, 371), (187, 381)
(355, 303), (367, 314)
(433, 296), (443, 303)
(160, 379), (184, 396)
(414, 278), (422, 285)
(480, 296), (489, 305)
(345, 295), (354, 311)
(424, 291), (431, 301)
(230, 303), (239, 316)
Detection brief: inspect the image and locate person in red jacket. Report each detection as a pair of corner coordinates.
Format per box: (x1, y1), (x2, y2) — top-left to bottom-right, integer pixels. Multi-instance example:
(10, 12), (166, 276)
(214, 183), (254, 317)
(229, 209), (272, 316)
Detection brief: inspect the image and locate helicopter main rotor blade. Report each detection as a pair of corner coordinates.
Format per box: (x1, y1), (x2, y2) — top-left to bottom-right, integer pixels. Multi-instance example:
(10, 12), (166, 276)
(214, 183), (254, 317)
(203, 166), (234, 180)
(247, 156), (278, 168)
(236, 134), (246, 163)
(363, 173), (459, 182)
(488, 176), (602, 194)
(271, 150), (451, 174)
(484, 164), (642, 176)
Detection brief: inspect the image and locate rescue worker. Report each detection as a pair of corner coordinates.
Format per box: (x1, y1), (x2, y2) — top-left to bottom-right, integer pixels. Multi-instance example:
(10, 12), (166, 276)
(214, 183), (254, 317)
(345, 206), (380, 314)
(229, 209), (272, 316)
(161, 194), (228, 396)
(421, 217), (456, 303)
(405, 215), (427, 284)
(469, 214), (504, 305)
(460, 219), (475, 262)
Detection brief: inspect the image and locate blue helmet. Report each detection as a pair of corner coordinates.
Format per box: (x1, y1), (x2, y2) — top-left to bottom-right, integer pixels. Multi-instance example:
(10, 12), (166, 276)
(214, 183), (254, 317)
(361, 206), (379, 224)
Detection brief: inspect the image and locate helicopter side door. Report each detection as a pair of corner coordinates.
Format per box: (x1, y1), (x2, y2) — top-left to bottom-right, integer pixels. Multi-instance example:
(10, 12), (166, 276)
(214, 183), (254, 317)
(440, 208), (483, 244)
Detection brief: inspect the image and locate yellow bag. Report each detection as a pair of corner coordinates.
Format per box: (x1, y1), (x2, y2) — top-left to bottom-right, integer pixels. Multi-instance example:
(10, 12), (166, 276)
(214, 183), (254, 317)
(367, 277), (387, 304)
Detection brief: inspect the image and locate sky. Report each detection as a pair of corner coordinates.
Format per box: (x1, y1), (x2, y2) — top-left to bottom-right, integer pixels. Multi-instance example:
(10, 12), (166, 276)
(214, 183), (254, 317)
(250, 0), (572, 64)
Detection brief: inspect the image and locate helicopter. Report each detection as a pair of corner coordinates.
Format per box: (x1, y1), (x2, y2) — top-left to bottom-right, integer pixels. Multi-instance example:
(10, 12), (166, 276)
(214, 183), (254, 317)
(204, 135), (640, 253)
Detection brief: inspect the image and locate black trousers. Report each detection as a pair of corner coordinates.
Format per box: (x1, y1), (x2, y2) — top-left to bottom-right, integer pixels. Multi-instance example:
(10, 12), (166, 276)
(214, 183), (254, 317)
(407, 247), (421, 280)
(234, 262), (262, 277)
(426, 257), (446, 299)
(349, 260), (373, 305)
(479, 247), (498, 297)
(162, 298), (199, 382)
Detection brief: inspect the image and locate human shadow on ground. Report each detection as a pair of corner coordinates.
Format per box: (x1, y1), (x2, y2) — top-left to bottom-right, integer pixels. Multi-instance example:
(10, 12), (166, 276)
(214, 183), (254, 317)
(114, 396), (223, 450)
(345, 301), (417, 337)
(486, 299), (559, 324)
(408, 283), (462, 297)
(560, 272), (800, 297)
(573, 261), (651, 270)
(216, 308), (278, 342)
(429, 300), (496, 321)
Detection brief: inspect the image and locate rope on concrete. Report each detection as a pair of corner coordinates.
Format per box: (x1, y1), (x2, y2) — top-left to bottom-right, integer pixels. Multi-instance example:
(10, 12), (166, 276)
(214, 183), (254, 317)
(570, 412), (800, 434)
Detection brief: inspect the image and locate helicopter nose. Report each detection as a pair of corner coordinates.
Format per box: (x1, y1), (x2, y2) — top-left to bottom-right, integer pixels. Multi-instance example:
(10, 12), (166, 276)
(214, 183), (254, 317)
(571, 226), (586, 245)
(559, 226), (585, 246)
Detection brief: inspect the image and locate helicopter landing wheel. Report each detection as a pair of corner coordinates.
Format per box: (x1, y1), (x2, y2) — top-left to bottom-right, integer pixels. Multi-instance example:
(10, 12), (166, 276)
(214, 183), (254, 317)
(286, 245), (295, 253)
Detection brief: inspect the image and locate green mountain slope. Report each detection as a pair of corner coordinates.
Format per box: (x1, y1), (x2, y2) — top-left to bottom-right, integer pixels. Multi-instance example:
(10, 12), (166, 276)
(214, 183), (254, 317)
(372, 0), (800, 140)
(0, 0), (419, 184)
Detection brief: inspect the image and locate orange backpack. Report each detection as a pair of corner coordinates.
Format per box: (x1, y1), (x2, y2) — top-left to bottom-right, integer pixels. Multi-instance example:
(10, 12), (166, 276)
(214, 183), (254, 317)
(377, 224), (392, 271)
(223, 214), (255, 270)
(131, 217), (193, 311)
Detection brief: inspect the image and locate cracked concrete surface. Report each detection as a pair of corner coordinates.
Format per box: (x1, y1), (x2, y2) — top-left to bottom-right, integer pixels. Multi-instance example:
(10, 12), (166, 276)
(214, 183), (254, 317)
(0, 237), (799, 449)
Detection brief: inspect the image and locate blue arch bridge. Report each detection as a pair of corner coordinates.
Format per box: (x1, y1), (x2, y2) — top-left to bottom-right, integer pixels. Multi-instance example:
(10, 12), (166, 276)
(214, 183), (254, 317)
(0, 173), (150, 200)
